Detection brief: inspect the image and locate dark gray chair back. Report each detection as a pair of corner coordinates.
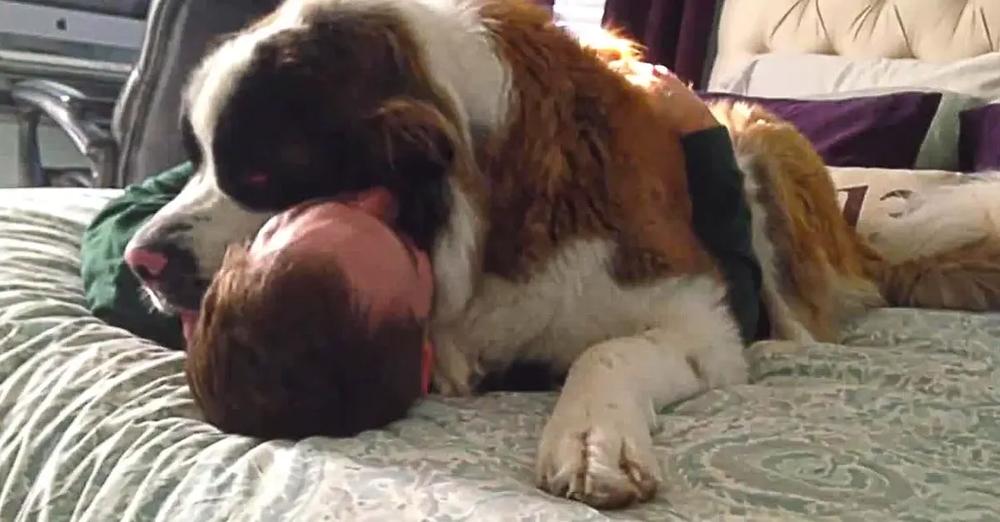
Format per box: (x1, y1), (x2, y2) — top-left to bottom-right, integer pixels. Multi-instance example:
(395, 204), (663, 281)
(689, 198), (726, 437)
(113, 0), (280, 186)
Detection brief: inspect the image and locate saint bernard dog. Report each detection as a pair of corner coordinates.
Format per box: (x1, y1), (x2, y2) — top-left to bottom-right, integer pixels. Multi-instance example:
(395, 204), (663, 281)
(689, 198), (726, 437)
(123, 0), (1000, 509)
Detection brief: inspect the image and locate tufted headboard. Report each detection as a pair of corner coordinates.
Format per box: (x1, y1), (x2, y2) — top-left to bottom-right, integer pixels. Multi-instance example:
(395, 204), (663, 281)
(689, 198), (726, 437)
(707, 0), (1000, 90)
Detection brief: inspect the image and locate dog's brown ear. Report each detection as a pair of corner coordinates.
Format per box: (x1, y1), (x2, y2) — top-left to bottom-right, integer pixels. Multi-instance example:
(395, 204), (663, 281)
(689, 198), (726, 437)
(368, 97), (459, 185)
(365, 97), (460, 249)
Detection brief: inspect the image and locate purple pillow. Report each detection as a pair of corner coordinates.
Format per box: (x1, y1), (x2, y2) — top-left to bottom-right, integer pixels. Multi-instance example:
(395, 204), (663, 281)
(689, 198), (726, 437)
(959, 104), (1000, 172)
(698, 91), (942, 169)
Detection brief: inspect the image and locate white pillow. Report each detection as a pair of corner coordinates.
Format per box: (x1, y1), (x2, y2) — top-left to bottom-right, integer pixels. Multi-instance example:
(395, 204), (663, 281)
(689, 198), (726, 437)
(709, 52), (1000, 100)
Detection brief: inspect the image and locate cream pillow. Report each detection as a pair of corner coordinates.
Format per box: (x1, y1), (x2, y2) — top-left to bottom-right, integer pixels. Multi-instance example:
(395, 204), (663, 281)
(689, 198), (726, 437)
(830, 167), (970, 237)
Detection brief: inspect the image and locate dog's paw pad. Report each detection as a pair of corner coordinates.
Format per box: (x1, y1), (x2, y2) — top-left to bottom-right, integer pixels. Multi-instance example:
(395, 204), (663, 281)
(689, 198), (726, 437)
(536, 417), (660, 509)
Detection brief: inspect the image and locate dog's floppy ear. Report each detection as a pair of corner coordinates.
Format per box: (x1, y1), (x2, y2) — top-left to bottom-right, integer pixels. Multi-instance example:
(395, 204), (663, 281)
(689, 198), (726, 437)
(368, 97), (459, 185)
(366, 97), (459, 249)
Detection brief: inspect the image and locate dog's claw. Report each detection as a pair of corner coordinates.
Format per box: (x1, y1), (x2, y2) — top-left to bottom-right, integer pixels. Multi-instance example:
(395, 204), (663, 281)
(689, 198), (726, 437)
(536, 403), (661, 509)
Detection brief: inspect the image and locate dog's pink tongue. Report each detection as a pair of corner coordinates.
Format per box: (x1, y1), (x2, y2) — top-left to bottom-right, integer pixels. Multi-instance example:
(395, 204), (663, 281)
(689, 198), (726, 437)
(180, 310), (200, 346)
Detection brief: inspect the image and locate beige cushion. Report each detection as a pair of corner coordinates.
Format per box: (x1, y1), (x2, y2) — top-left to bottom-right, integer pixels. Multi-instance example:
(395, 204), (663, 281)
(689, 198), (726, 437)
(830, 167), (1000, 263)
(830, 167), (968, 237)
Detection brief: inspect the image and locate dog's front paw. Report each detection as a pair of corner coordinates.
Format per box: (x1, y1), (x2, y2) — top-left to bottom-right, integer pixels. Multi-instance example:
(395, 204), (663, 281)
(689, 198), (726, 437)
(535, 401), (661, 509)
(430, 329), (482, 397)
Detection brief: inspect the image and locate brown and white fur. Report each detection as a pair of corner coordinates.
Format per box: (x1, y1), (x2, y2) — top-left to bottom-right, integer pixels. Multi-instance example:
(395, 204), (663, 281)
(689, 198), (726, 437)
(717, 101), (1000, 342)
(125, 0), (1000, 509)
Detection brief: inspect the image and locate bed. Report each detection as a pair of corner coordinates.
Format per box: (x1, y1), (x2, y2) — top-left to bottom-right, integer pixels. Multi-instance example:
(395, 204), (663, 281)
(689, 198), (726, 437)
(2, 1), (1000, 520)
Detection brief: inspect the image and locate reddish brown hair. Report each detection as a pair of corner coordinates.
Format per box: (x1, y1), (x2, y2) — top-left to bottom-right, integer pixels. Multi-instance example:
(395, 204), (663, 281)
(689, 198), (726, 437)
(185, 244), (425, 439)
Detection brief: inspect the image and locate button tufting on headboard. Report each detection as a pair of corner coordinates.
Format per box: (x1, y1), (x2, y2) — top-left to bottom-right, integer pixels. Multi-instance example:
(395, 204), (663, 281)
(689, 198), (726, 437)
(710, 0), (1000, 87)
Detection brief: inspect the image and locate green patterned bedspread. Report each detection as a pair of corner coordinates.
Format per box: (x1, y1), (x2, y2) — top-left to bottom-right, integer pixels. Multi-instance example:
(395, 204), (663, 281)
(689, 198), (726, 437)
(0, 188), (998, 521)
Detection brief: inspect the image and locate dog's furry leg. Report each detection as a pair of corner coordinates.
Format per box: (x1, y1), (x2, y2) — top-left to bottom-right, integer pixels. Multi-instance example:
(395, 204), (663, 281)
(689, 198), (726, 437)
(535, 278), (747, 509)
(710, 100), (886, 342)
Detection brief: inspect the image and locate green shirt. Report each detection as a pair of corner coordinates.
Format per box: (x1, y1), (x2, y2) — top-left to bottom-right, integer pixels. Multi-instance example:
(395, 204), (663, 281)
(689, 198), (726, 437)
(80, 162), (194, 350)
(80, 130), (764, 349)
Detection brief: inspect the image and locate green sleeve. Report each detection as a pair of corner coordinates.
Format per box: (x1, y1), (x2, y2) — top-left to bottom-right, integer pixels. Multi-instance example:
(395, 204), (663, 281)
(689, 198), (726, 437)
(682, 126), (763, 344)
(80, 163), (195, 350)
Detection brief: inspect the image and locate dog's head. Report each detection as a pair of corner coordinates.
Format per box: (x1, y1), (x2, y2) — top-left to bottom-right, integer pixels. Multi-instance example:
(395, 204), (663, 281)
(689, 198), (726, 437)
(125, 0), (504, 317)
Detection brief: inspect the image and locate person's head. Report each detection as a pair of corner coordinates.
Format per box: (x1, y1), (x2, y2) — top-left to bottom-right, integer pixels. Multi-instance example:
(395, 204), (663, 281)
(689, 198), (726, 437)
(184, 187), (434, 439)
